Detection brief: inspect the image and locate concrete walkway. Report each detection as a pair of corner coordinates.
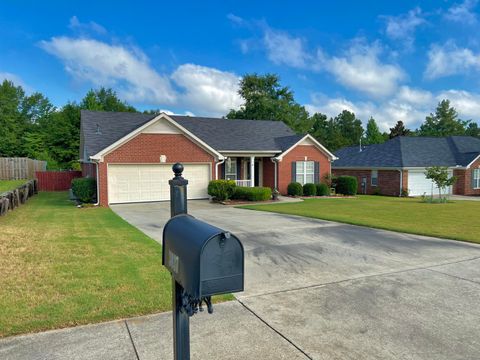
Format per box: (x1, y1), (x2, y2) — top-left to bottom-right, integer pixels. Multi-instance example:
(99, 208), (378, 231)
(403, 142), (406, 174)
(2, 200), (480, 359)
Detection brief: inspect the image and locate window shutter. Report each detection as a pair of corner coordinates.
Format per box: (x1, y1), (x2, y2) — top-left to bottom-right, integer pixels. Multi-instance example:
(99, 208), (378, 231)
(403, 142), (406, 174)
(314, 162), (320, 184)
(472, 170), (477, 189)
(236, 158), (241, 179)
(221, 162), (225, 179)
(291, 162), (296, 182)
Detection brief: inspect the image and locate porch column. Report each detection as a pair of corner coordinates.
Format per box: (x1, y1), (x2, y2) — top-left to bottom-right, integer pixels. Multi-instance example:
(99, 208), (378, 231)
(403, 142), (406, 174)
(250, 156), (255, 187)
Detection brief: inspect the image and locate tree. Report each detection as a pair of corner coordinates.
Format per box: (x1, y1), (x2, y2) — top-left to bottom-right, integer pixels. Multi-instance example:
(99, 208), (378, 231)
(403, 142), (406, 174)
(333, 110), (364, 148)
(227, 74), (312, 133)
(80, 88), (137, 112)
(465, 122), (480, 137)
(389, 120), (411, 139)
(418, 100), (467, 137)
(364, 117), (385, 144)
(424, 166), (457, 201)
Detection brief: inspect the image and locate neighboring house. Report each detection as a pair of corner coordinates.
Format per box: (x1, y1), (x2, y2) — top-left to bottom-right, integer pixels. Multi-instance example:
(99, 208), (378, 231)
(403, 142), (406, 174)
(332, 136), (480, 197)
(80, 111), (336, 206)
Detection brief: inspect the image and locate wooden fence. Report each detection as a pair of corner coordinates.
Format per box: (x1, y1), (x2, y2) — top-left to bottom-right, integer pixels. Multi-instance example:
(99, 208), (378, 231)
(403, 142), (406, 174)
(36, 171), (82, 191)
(0, 158), (47, 180)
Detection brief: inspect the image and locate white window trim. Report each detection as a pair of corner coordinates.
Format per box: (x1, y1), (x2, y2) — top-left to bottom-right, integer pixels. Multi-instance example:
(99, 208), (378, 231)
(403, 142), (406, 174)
(296, 161), (315, 185)
(371, 170), (378, 187)
(474, 169), (480, 189)
(225, 157), (237, 180)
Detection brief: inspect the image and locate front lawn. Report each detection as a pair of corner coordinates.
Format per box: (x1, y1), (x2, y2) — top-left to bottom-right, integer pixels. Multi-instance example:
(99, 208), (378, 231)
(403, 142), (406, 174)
(0, 192), (231, 338)
(240, 196), (480, 244)
(0, 179), (28, 193)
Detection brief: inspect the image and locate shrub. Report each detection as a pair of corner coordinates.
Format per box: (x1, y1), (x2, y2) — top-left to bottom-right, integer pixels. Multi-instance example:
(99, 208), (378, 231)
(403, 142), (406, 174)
(303, 183), (317, 196)
(372, 187), (382, 196)
(71, 177), (96, 203)
(232, 186), (272, 201)
(287, 182), (303, 196)
(401, 188), (410, 197)
(316, 183), (330, 196)
(207, 180), (236, 201)
(336, 176), (357, 196)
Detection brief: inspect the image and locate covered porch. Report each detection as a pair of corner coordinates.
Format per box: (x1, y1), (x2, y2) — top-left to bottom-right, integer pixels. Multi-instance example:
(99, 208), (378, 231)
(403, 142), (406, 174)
(219, 153), (277, 189)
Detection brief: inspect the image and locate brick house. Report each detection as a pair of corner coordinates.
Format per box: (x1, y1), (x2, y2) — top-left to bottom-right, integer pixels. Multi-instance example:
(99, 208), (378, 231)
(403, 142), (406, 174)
(332, 136), (480, 197)
(80, 111), (336, 206)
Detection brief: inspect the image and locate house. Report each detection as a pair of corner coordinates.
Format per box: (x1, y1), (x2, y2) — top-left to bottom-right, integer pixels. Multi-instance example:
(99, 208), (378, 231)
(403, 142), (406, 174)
(332, 136), (480, 197)
(80, 110), (336, 206)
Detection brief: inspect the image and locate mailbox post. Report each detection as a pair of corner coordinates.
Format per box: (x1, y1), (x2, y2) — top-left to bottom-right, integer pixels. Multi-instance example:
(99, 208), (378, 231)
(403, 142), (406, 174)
(163, 163), (244, 360)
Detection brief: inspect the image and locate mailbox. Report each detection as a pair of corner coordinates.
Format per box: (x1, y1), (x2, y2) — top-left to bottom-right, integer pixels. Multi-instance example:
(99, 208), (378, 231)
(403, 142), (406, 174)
(162, 214), (244, 299)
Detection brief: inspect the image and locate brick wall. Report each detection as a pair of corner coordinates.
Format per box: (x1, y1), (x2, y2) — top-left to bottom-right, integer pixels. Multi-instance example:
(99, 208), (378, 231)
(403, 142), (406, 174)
(98, 133), (215, 206)
(277, 145), (331, 194)
(332, 169), (404, 196)
(263, 158), (275, 189)
(454, 157), (480, 196)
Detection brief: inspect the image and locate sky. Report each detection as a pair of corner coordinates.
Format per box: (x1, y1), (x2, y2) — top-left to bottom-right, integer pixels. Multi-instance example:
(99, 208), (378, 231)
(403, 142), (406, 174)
(1, 0), (480, 131)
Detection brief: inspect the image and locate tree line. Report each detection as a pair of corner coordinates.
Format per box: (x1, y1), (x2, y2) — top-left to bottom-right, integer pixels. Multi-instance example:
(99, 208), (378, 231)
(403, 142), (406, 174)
(1, 74), (479, 169)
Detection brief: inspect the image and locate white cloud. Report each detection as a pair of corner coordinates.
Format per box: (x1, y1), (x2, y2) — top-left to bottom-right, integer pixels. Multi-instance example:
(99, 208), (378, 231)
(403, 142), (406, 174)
(382, 7), (426, 48)
(444, 0), (478, 24)
(69, 16), (107, 35)
(40, 37), (177, 104)
(226, 13), (245, 26)
(321, 41), (405, 98)
(171, 64), (242, 116)
(263, 28), (309, 68)
(425, 42), (480, 79)
(437, 90), (480, 119)
(40, 36), (242, 116)
(396, 86), (433, 106)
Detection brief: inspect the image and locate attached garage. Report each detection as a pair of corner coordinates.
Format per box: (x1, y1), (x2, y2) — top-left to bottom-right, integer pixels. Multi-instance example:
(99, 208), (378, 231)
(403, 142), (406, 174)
(408, 169), (453, 196)
(108, 164), (210, 204)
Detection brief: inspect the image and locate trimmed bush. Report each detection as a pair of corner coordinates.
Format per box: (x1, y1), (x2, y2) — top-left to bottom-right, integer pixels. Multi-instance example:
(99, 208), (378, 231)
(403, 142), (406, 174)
(336, 176), (357, 196)
(287, 182), (303, 196)
(303, 183), (317, 196)
(316, 183), (330, 196)
(71, 177), (96, 203)
(232, 186), (272, 201)
(207, 180), (236, 201)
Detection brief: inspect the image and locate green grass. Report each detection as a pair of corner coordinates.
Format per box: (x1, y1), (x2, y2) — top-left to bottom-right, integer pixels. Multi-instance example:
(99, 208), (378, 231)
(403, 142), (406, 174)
(0, 179), (28, 193)
(240, 195), (480, 244)
(0, 192), (232, 337)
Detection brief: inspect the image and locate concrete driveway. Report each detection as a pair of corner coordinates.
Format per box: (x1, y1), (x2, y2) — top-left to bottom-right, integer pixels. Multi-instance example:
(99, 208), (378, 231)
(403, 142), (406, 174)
(110, 200), (480, 360)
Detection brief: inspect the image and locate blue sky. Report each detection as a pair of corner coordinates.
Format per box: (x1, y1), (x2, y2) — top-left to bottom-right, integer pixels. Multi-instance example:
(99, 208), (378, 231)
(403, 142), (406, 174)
(1, 0), (480, 130)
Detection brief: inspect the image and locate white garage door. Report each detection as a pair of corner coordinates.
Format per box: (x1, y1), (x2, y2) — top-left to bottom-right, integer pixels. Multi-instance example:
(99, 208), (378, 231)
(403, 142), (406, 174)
(408, 169), (453, 196)
(108, 164), (210, 204)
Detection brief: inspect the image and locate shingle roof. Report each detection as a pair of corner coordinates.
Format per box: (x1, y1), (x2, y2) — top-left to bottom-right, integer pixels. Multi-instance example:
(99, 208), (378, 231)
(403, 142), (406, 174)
(333, 136), (480, 168)
(80, 111), (299, 159)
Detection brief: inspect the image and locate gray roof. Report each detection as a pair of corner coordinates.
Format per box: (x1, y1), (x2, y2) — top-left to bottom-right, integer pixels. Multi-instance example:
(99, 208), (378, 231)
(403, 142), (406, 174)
(333, 136), (480, 168)
(80, 110), (300, 159)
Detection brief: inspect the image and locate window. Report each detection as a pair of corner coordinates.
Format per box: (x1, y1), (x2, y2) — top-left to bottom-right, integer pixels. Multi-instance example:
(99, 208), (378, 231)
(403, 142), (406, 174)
(296, 161), (315, 185)
(371, 170), (378, 186)
(474, 169), (480, 189)
(225, 157), (237, 180)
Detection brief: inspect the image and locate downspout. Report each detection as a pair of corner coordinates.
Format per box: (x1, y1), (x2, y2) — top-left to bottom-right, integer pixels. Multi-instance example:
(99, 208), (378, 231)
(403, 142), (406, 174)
(271, 158), (279, 190)
(398, 169), (403, 197)
(93, 159), (100, 206)
(215, 157), (226, 180)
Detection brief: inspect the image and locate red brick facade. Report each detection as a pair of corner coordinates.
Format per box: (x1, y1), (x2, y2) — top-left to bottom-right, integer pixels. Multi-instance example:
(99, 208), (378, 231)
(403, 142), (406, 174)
(262, 158), (275, 189)
(96, 133), (215, 206)
(453, 157), (480, 196)
(278, 145), (332, 195)
(332, 169), (407, 196)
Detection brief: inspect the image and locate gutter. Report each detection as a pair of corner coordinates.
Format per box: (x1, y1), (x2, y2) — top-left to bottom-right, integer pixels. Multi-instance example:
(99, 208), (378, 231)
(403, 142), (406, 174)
(92, 159), (100, 206)
(215, 157), (226, 180)
(398, 169), (403, 197)
(270, 158), (279, 190)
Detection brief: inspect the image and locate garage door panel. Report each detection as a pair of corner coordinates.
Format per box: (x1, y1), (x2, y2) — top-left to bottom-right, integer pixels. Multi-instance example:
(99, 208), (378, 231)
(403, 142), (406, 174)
(108, 164), (210, 204)
(408, 170), (452, 196)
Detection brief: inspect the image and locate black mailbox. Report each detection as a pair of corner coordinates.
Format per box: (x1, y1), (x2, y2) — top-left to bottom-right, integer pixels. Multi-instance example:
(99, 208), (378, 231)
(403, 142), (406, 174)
(162, 214), (244, 299)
